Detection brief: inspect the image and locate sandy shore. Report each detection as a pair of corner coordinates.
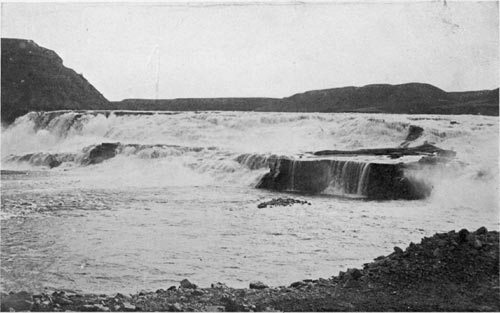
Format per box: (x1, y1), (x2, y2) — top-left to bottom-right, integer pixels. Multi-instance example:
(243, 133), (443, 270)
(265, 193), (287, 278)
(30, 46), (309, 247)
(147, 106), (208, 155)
(1, 227), (498, 312)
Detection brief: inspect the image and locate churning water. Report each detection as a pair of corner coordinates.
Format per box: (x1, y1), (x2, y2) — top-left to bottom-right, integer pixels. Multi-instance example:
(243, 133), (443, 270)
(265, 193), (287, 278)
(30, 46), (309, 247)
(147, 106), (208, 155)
(1, 111), (498, 293)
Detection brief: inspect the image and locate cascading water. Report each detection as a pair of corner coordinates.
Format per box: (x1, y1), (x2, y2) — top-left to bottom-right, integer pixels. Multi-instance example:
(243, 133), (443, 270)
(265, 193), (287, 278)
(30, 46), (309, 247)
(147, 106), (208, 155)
(1, 110), (498, 294)
(326, 160), (371, 197)
(1, 110), (498, 197)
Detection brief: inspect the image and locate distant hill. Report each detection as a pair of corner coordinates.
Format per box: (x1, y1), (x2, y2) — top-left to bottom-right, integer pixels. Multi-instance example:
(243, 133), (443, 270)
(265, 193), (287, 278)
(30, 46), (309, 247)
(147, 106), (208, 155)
(1, 38), (111, 123)
(1, 38), (498, 124)
(258, 83), (499, 115)
(115, 84), (498, 115)
(116, 98), (279, 112)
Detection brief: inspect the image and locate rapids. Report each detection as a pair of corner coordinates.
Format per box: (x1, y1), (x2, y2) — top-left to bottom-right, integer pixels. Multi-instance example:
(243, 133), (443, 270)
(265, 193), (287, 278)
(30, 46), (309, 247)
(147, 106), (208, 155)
(1, 111), (498, 293)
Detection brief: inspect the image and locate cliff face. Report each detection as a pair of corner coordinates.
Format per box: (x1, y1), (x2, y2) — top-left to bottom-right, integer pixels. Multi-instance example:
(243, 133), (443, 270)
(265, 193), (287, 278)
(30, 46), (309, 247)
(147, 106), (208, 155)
(1, 38), (110, 123)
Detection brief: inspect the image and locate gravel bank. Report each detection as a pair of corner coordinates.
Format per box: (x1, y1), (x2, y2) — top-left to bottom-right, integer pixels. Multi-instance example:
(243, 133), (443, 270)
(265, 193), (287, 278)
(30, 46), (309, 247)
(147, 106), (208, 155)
(1, 227), (498, 312)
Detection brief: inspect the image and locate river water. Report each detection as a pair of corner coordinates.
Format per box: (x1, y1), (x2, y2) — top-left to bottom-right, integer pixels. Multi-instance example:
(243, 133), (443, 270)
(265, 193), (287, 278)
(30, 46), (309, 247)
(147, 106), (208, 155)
(1, 111), (498, 293)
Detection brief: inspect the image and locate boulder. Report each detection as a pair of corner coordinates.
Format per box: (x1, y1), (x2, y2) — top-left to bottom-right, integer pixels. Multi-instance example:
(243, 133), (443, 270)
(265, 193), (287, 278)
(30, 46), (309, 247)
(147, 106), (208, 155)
(249, 281), (269, 290)
(476, 226), (488, 235)
(179, 279), (197, 289)
(347, 268), (363, 280)
(458, 229), (469, 243)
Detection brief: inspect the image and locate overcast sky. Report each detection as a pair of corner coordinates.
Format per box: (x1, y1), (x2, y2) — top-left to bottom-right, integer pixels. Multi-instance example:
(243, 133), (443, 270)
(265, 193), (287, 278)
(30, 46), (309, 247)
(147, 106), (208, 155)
(1, 1), (498, 100)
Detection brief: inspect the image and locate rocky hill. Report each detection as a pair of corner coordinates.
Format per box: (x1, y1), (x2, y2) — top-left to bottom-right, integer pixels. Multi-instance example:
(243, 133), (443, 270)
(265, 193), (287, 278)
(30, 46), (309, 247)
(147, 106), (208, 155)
(259, 83), (499, 115)
(1, 38), (111, 123)
(115, 83), (498, 115)
(2, 38), (498, 124)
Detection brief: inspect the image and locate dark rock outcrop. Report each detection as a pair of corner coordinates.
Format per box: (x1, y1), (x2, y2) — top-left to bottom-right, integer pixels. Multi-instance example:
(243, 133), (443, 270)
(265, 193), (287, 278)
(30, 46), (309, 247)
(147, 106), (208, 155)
(405, 125), (424, 142)
(257, 198), (311, 209)
(257, 144), (453, 200)
(312, 143), (456, 158)
(1, 38), (111, 124)
(81, 143), (120, 166)
(256, 158), (430, 200)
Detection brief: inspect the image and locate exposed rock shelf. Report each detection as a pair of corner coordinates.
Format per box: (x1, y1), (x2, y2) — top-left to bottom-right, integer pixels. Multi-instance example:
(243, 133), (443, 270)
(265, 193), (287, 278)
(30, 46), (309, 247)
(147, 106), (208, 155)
(256, 143), (455, 200)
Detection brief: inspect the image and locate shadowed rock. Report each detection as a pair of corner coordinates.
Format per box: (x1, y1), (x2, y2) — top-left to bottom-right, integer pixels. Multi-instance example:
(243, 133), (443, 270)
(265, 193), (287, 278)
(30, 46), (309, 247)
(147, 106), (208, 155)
(257, 144), (453, 200)
(81, 143), (120, 165)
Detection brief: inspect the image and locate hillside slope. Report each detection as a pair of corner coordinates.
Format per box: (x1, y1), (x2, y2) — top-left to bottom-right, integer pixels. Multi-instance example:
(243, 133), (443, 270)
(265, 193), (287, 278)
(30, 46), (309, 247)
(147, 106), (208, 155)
(114, 83), (498, 115)
(1, 38), (111, 123)
(255, 83), (499, 115)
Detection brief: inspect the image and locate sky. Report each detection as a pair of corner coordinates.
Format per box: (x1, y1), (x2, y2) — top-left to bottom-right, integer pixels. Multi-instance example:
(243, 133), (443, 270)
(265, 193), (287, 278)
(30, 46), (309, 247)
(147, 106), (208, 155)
(1, 1), (499, 101)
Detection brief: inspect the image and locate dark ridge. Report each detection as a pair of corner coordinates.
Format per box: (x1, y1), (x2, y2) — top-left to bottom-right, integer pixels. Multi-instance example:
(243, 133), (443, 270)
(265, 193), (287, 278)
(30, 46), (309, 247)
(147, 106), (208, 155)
(115, 97), (280, 112)
(2, 38), (498, 124)
(1, 38), (111, 124)
(113, 83), (498, 115)
(256, 83), (499, 115)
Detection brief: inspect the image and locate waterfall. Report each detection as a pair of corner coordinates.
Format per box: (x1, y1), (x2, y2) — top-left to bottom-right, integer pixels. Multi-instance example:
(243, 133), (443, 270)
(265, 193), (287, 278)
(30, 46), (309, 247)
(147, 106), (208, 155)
(289, 160), (298, 191)
(326, 160), (371, 197)
(234, 153), (274, 170)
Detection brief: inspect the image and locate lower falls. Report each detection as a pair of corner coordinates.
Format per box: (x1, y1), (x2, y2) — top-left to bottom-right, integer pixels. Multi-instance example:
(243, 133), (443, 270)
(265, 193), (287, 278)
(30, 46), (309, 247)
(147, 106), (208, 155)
(253, 144), (455, 200)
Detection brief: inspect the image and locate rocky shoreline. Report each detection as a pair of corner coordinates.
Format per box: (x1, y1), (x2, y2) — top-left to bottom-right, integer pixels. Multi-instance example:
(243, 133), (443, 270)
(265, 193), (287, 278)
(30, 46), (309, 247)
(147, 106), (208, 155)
(1, 227), (498, 312)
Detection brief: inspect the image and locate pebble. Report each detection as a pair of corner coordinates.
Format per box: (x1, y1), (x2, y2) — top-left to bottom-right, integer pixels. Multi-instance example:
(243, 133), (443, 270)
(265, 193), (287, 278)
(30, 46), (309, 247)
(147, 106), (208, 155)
(477, 305), (493, 312)
(206, 305), (225, 312)
(343, 278), (361, 288)
(473, 239), (483, 249)
(54, 295), (73, 305)
(433, 248), (441, 258)
(211, 282), (228, 289)
(122, 302), (136, 311)
(94, 304), (110, 312)
(169, 303), (183, 312)
(81, 304), (97, 311)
